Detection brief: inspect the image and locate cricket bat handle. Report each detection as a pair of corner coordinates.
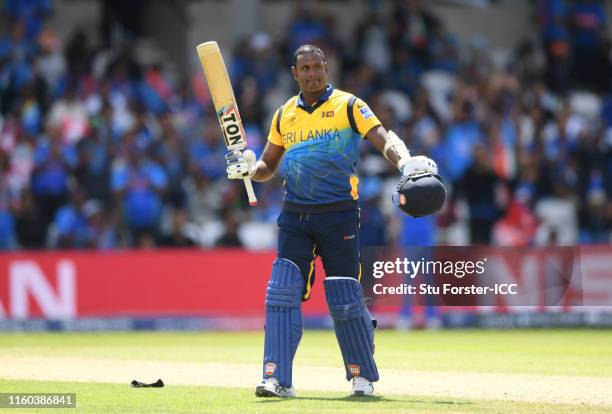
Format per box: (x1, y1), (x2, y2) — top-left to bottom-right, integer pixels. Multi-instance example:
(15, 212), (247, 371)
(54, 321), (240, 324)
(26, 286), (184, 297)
(243, 176), (257, 206)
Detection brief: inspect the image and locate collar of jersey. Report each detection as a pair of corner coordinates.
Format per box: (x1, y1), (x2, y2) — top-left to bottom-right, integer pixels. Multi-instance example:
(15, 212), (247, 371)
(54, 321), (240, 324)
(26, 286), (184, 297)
(296, 84), (334, 114)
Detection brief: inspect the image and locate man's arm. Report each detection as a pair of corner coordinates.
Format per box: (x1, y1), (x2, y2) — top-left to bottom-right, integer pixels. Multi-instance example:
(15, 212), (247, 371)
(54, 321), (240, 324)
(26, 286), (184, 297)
(365, 125), (410, 171)
(365, 125), (438, 176)
(252, 141), (285, 182)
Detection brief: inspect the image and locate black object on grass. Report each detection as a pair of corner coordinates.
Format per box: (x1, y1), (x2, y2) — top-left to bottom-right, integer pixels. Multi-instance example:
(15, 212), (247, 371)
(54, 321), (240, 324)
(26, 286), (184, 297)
(131, 379), (165, 388)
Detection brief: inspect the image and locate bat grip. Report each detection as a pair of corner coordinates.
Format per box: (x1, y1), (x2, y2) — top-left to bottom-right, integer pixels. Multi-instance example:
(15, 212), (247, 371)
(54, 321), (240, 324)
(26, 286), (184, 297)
(243, 177), (258, 206)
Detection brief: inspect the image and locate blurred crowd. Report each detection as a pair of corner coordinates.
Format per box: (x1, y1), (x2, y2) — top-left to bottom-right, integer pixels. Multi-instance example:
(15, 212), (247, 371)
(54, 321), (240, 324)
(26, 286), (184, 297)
(0, 0), (611, 250)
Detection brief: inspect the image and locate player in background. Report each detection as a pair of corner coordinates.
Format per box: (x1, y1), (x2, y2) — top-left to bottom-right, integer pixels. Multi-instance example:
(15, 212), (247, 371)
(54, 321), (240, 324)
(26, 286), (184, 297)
(226, 45), (438, 397)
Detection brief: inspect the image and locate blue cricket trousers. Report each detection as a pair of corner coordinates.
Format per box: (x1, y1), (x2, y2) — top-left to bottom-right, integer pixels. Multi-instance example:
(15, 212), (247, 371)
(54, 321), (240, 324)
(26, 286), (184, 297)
(276, 208), (361, 300)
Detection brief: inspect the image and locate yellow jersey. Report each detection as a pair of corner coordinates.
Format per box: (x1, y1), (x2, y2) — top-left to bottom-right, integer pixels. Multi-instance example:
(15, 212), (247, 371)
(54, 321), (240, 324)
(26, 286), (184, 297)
(267, 85), (381, 208)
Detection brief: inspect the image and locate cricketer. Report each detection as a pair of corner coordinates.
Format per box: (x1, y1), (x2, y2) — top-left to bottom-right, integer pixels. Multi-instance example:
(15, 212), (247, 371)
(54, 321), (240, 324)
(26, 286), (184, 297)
(225, 44), (441, 398)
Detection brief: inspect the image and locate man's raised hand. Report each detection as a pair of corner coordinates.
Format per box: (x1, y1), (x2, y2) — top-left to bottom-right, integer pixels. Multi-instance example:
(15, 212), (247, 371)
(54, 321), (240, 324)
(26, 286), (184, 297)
(226, 149), (257, 180)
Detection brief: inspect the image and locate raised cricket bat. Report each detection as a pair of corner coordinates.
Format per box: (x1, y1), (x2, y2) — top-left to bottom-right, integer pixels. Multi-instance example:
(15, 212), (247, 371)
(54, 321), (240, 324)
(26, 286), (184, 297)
(196, 41), (257, 206)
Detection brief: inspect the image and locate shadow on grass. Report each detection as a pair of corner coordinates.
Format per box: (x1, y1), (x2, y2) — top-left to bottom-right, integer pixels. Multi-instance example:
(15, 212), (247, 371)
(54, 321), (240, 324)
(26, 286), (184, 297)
(255, 395), (474, 406)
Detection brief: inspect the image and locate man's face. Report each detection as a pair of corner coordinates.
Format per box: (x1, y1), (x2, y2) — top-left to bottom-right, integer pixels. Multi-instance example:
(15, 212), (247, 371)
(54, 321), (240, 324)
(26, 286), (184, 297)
(292, 52), (327, 94)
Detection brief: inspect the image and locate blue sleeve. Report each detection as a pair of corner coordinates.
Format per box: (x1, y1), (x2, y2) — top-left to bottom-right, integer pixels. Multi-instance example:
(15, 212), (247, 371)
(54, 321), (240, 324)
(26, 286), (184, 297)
(40, 0), (53, 14)
(147, 164), (167, 189)
(33, 145), (48, 165)
(62, 145), (78, 167)
(139, 81), (167, 115)
(54, 207), (75, 235)
(0, 38), (11, 60)
(111, 166), (128, 191)
(598, 7), (607, 25)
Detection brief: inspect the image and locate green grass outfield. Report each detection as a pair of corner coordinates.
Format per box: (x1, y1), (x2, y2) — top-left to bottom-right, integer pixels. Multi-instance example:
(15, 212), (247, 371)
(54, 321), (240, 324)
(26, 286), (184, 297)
(0, 329), (611, 413)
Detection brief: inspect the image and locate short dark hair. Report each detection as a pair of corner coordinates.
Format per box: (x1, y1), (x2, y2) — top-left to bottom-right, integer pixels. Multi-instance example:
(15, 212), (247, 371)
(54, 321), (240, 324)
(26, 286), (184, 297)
(292, 44), (326, 67)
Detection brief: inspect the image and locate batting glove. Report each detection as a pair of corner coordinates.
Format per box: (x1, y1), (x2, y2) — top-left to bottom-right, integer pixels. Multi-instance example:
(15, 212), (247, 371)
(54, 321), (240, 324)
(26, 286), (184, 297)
(400, 155), (438, 177)
(226, 149), (257, 180)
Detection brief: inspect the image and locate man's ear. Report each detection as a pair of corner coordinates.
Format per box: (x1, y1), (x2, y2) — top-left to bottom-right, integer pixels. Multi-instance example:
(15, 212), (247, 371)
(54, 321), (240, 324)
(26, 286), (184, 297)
(291, 66), (298, 80)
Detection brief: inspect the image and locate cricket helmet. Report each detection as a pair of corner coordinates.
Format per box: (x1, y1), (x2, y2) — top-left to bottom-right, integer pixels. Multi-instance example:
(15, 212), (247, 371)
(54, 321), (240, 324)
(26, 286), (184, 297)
(392, 172), (446, 217)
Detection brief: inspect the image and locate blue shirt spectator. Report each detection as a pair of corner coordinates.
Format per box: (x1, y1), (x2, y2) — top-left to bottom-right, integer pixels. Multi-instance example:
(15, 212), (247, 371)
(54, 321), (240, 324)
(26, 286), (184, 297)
(31, 134), (77, 197)
(537, 0), (567, 29)
(401, 215), (436, 246)
(188, 122), (226, 180)
(568, 0), (606, 49)
(435, 108), (482, 181)
(0, 167), (17, 249)
(5, 0), (52, 38)
(53, 202), (88, 247)
(287, 7), (329, 54)
(0, 20), (37, 61)
(358, 177), (387, 246)
(137, 79), (168, 116)
(111, 151), (167, 230)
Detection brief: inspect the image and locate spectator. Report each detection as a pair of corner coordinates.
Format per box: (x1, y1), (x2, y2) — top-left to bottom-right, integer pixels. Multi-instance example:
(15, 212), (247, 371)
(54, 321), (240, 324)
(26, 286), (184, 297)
(130, 104), (157, 151)
(0, 20), (36, 112)
(159, 209), (197, 248)
(5, 118), (35, 192)
(170, 82), (203, 140)
(0, 19), (36, 61)
(34, 25), (66, 92)
(4, 0), (52, 40)
(152, 113), (187, 209)
(111, 144), (167, 247)
(75, 124), (113, 206)
(0, 151), (17, 249)
(406, 90), (441, 154)
(243, 33), (280, 99)
(435, 90), (483, 181)
(567, 0), (609, 91)
(18, 83), (43, 137)
(64, 28), (90, 78)
(578, 172), (609, 243)
(359, 177), (387, 246)
(14, 187), (46, 248)
(188, 115), (226, 180)
(455, 144), (507, 244)
(536, 0), (570, 92)
(354, 5), (391, 75)
(82, 199), (117, 249)
(387, 47), (422, 95)
(183, 171), (225, 226)
(49, 186), (88, 248)
(389, 0), (440, 67)
(1, 0), (611, 249)
(429, 21), (460, 73)
(286, 1), (329, 55)
(46, 84), (89, 144)
(48, 189), (116, 249)
(214, 211), (243, 248)
(30, 125), (77, 227)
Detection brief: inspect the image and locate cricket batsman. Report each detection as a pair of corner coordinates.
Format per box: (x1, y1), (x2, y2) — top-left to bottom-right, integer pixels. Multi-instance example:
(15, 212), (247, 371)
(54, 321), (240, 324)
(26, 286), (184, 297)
(225, 44), (443, 397)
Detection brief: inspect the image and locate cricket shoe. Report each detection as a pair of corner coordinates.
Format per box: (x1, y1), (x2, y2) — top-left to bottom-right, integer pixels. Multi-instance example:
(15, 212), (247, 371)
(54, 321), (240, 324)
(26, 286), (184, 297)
(351, 376), (374, 396)
(255, 378), (296, 398)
